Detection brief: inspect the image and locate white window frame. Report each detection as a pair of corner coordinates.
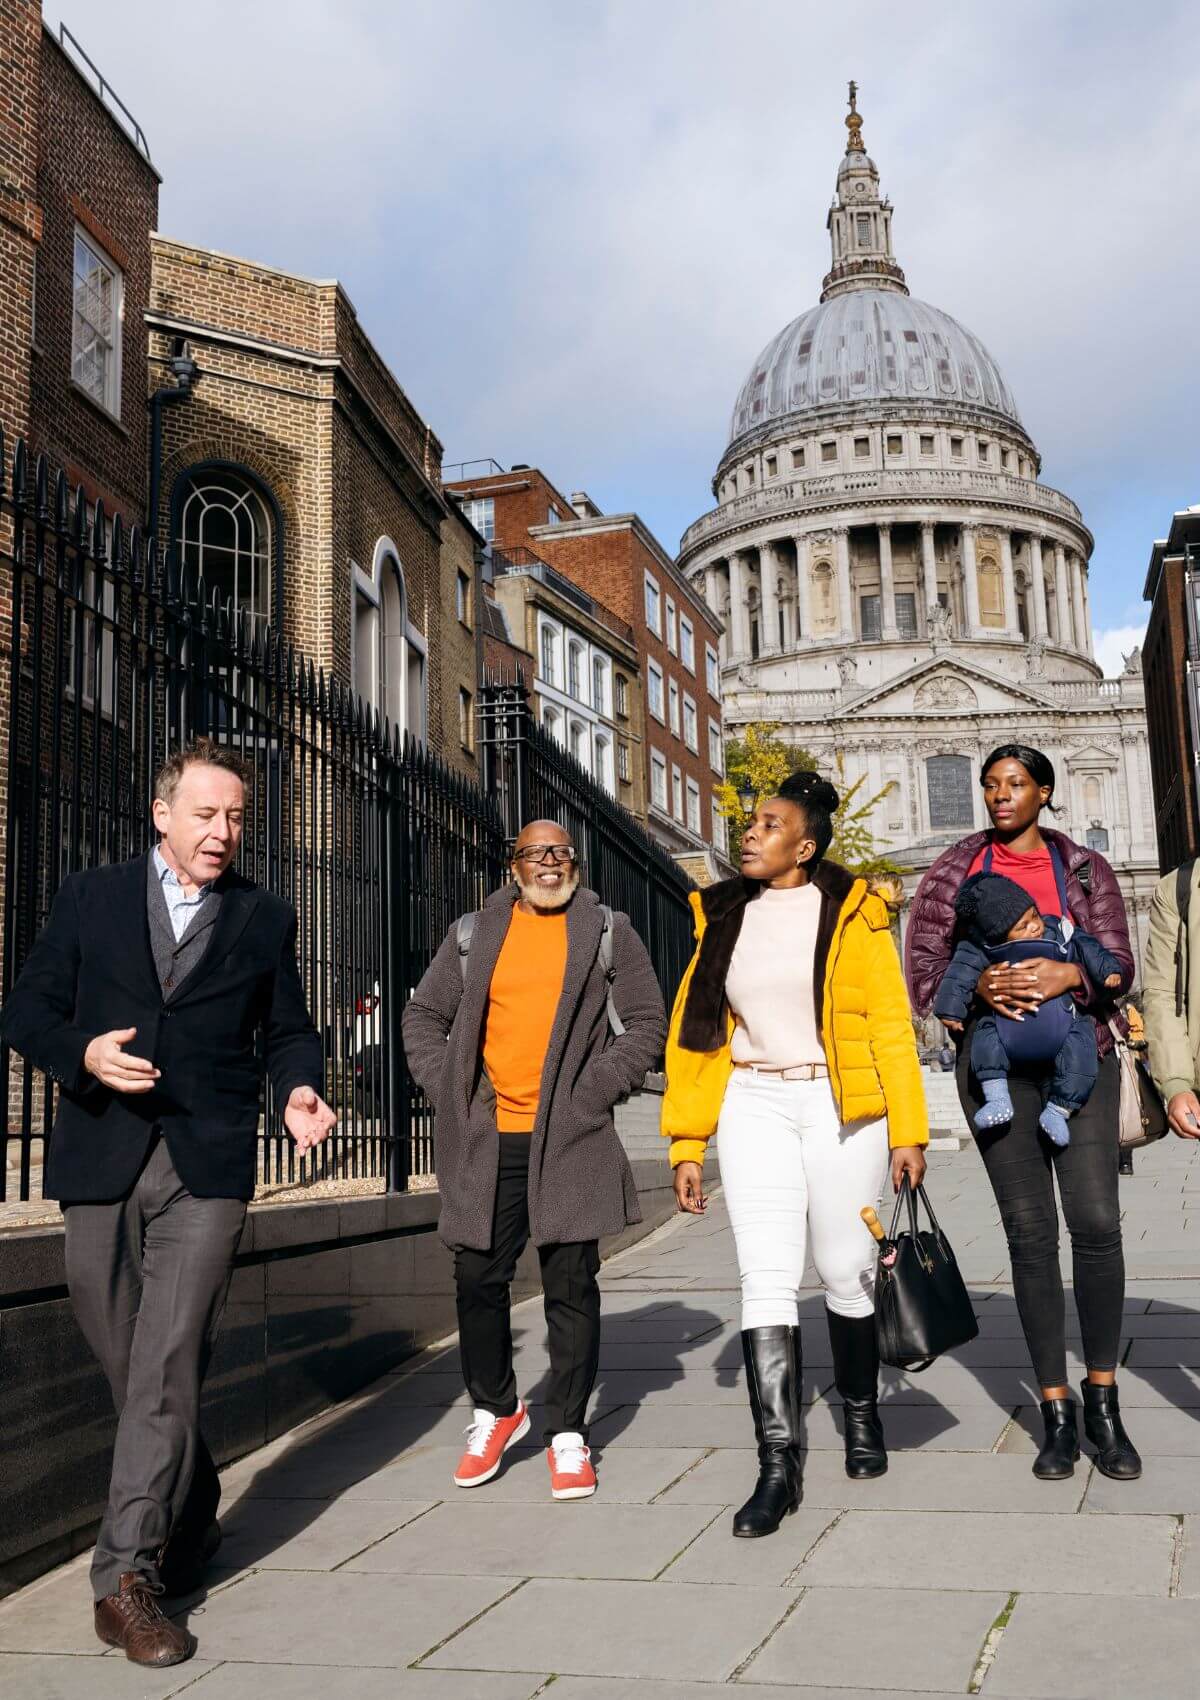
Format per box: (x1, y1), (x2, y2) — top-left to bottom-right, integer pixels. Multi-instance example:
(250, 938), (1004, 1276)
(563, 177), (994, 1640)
(538, 617), (561, 688)
(705, 643), (720, 699)
(647, 658), (665, 722)
(614, 671), (629, 717)
(458, 686), (473, 750)
(668, 677), (680, 735)
(567, 638), (584, 701)
(711, 797), (727, 854)
(350, 537), (428, 740)
(708, 717), (724, 775)
(617, 740), (631, 783)
(456, 569), (472, 628)
(665, 595), (678, 654)
(72, 227), (123, 419)
(463, 496), (494, 541)
(686, 777), (701, 835)
(591, 652), (609, 716)
(680, 615), (695, 672)
(672, 763), (685, 822)
(682, 692), (698, 753)
(644, 572), (662, 636)
(650, 748), (668, 811)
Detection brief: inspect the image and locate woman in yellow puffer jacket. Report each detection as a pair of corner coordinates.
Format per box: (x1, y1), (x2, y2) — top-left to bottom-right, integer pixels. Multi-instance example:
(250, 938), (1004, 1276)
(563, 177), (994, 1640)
(662, 772), (928, 1539)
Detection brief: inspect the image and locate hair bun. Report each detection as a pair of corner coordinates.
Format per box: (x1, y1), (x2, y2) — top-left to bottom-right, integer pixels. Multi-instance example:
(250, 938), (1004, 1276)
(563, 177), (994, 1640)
(779, 770), (839, 813)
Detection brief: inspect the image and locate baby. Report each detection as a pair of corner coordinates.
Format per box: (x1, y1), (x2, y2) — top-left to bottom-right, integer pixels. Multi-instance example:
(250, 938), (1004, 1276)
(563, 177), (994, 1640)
(935, 871), (1123, 1145)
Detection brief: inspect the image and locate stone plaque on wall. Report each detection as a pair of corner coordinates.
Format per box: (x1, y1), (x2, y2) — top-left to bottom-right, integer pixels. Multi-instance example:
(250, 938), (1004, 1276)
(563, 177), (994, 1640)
(926, 753), (974, 829)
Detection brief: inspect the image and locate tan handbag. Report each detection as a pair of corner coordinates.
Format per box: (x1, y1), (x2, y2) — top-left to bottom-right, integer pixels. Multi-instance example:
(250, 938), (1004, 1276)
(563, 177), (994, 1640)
(1108, 1018), (1168, 1151)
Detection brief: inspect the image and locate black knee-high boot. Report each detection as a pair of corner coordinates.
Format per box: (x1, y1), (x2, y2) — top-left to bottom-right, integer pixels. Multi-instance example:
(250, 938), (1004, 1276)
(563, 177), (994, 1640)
(732, 1327), (803, 1538)
(827, 1309), (888, 1479)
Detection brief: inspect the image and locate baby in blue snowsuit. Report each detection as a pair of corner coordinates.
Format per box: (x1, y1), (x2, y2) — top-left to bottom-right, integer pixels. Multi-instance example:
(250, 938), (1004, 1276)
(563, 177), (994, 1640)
(935, 871), (1123, 1146)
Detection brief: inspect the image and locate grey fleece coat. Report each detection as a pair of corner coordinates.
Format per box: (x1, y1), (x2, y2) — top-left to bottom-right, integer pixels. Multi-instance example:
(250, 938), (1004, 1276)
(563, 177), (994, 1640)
(401, 884), (668, 1251)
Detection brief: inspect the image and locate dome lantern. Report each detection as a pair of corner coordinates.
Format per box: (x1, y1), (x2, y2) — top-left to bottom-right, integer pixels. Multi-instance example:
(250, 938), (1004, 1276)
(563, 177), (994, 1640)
(822, 81), (908, 303)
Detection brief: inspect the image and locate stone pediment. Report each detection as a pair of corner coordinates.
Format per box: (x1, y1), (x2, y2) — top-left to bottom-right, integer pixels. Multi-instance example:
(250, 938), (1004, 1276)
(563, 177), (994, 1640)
(834, 655), (1052, 719)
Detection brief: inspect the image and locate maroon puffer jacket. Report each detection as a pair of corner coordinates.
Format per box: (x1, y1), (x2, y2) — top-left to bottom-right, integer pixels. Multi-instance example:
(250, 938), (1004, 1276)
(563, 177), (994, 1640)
(904, 827), (1134, 1058)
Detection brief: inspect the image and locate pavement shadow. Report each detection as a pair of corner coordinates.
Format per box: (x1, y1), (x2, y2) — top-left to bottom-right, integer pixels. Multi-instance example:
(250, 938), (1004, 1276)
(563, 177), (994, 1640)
(1117, 1299), (1200, 1425)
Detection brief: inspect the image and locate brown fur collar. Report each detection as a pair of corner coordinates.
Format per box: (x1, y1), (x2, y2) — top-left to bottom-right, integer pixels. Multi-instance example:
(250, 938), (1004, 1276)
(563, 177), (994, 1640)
(678, 860), (859, 1053)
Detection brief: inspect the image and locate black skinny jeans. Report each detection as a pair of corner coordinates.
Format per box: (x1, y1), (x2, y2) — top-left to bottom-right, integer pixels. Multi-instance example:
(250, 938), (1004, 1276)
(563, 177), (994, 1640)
(956, 1031), (1124, 1388)
(455, 1132), (602, 1446)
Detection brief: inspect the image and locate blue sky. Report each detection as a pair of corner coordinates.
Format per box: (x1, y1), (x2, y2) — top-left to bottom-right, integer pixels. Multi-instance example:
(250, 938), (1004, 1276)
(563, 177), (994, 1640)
(55, 0), (1200, 673)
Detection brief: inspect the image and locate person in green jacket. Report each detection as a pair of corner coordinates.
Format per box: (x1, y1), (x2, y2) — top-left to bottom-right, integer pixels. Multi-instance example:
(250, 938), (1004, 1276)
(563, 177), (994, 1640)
(1143, 858), (1200, 1141)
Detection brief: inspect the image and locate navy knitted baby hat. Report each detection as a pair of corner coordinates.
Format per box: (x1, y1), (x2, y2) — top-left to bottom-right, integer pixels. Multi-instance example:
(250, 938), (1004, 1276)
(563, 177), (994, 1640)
(954, 872), (1037, 945)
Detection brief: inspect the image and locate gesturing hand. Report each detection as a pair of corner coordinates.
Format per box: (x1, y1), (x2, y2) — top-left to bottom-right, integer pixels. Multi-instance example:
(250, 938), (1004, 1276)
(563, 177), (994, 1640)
(84, 1028), (160, 1093)
(285, 1085), (337, 1153)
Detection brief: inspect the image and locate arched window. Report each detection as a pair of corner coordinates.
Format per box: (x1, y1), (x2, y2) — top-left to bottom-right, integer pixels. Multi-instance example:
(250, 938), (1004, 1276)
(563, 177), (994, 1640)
(1082, 775), (1102, 819)
(174, 464), (280, 629)
(567, 640), (583, 701)
(594, 732), (614, 796)
(569, 719), (587, 766)
(592, 654), (606, 714)
(540, 623), (557, 685)
(351, 540), (427, 739)
(926, 754), (975, 831)
(542, 704), (560, 742)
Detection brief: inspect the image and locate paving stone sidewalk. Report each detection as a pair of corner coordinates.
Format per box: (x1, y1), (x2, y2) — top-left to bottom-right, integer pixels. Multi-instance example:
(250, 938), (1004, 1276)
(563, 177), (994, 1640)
(4, 1136), (1200, 1699)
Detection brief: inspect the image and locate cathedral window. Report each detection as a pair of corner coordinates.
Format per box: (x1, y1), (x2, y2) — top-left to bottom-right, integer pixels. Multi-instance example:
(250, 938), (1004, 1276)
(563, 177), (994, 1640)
(895, 593), (918, 639)
(860, 595), (881, 641)
(1003, 448), (1016, 471)
(887, 434), (903, 456)
(791, 446), (805, 469)
(978, 441), (991, 465)
(950, 436), (964, 459)
(854, 436), (870, 459)
(821, 441), (837, 463)
(926, 755), (975, 830)
(765, 454), (777, 478)
(856, 213), (872, 246)
(920, 433), (935, 455)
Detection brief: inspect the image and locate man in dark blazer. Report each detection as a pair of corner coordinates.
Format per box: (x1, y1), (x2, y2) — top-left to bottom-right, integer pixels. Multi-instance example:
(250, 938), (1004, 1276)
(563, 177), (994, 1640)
(1, 739), (334, 1668)
(402, 819), (666, 1503)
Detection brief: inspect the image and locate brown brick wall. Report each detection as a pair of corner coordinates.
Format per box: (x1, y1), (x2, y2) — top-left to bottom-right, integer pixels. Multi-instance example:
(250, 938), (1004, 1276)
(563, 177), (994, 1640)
(148, 238), (473, 769)
(30, 27), (158, 519)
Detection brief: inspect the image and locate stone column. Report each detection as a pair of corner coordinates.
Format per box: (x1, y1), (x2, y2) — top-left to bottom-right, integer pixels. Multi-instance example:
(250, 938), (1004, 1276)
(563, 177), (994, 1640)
(1121, 733), (1142, 859)
(703, 563), (721, 619)
(1070, 552), (1088, 657)
(834, 527), (853, 640)
(728, 551), (753, 659)
(920, 521), (939, 616)
(878, 522), (898, 639)
(999, 531), (1019, 636)
(794, 534), (812, 643)
(759, 541), (780, 654)
(1028, 535), (1049, 639)
(960, 524), (980, 637)
(1053, 542), (1072, 648)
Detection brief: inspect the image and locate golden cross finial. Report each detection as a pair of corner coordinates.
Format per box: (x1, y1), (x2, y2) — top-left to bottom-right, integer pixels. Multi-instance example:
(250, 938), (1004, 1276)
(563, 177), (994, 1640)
(845, 79), (865, 151)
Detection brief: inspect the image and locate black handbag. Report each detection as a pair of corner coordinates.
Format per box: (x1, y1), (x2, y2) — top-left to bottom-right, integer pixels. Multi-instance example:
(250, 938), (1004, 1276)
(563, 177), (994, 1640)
(874, 1179), (979, 1371)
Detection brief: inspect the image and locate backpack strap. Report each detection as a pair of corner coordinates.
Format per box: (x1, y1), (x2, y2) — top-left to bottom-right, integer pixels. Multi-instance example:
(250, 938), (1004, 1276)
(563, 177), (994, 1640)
(1176, 859), (1196, 1020)
(456, 911), (478, 982)
(598, 904), (626, 1037)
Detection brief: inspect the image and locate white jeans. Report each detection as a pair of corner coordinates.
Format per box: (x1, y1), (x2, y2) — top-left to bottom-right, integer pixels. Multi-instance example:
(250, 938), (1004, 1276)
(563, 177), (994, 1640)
(717, 1070), (891, 1330)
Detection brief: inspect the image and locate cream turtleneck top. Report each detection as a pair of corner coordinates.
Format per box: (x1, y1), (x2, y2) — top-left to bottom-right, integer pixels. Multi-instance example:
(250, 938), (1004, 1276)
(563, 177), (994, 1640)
(725, 882), (824, 1067)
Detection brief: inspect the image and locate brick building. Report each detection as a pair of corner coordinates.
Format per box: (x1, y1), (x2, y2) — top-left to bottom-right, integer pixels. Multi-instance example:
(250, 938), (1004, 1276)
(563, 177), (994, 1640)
(446, 465), (728, 877)
(1144, 508), (1200, 872)
(149, 237), (480, 777)
(488, 548), (646, 819)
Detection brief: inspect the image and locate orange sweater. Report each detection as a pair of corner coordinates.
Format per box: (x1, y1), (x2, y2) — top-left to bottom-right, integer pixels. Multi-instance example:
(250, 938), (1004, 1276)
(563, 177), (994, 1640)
(482, 907), (568, 1131)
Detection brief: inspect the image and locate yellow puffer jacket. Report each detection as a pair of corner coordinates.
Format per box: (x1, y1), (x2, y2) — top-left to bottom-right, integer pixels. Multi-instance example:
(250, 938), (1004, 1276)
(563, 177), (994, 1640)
(662, 862), (928, 1167)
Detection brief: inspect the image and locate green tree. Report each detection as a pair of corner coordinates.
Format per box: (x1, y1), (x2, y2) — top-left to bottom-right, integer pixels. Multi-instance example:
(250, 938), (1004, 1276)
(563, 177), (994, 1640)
(718, 723), (905, 877)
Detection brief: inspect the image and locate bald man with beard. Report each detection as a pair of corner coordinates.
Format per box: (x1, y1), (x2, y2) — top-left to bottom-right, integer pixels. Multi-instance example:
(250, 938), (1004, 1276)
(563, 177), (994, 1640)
(403, 821), (666, 1499)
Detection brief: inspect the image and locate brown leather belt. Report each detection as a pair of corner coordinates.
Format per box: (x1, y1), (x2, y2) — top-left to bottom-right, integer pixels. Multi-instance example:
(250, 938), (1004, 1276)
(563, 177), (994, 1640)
(732, 1061), (829, 1081)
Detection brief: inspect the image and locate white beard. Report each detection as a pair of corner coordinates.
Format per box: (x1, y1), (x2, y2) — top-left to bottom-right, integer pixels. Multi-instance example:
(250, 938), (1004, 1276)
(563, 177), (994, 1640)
(515, 866), (580, 911)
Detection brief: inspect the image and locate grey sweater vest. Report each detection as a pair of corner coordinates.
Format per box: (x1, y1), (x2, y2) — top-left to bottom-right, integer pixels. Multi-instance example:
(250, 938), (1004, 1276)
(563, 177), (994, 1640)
(146, 859), (222, 996)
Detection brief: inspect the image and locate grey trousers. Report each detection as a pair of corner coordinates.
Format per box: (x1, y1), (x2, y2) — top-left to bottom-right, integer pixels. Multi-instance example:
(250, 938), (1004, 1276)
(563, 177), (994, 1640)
(63, 1139), (246, 1599)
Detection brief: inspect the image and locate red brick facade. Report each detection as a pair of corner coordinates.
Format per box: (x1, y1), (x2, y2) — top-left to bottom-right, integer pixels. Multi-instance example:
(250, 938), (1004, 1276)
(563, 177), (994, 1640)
(1144, 540), (1200, 872)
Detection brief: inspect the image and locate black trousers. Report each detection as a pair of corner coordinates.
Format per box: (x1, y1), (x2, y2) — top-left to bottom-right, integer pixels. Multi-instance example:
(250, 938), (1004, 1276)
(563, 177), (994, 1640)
(957, 1033), (1124, 1388)
(455, 1132), (601, 1446)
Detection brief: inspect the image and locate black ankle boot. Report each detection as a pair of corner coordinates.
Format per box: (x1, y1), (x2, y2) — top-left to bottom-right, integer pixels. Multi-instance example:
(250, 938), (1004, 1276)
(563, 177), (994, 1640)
(1033, 1398), (1079, 1480)
(1081, 1379), (1142, 1480)
(732, 1327), (803, 1538)
(826, 1310), (888, 1479)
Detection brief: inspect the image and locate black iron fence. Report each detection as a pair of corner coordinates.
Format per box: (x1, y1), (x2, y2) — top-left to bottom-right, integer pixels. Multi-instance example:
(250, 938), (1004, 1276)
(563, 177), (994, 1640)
(0, 436), (694, 1202)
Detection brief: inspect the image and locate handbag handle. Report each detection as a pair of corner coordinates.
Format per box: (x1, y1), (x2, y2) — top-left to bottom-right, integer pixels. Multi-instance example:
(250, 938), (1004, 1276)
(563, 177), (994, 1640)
(887, 1174), (922, 1242)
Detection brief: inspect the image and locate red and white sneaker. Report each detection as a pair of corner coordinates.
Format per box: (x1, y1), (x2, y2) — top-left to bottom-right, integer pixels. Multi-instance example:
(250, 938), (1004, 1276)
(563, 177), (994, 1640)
(547, 1432), (596, 1500)
(453, 1401), (530, 1487)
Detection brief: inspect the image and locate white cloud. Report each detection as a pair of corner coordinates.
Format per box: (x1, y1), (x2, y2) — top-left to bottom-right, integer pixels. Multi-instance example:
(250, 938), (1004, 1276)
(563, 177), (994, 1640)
(1093, 624), (1146, 678)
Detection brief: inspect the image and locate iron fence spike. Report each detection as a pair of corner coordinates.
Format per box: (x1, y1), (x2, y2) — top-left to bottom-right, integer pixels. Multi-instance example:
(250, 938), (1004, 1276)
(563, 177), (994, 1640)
(12, 438), (28, 507)
(54, 469), (68, 534)
(92, 498), (107, 564)
(35, 452), (49, 521)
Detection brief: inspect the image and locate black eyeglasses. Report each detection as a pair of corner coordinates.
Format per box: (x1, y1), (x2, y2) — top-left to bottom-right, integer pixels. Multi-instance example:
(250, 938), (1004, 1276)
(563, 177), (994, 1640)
(512, 844), (578, 865)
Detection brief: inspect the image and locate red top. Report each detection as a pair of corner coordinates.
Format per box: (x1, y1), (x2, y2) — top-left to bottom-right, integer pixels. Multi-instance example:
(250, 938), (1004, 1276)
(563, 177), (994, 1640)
(967, 837), (1067, 920)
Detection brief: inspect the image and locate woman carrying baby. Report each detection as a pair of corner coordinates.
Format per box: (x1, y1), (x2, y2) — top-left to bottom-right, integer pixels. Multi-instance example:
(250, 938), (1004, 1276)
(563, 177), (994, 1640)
(904, 744), (1141, 1483)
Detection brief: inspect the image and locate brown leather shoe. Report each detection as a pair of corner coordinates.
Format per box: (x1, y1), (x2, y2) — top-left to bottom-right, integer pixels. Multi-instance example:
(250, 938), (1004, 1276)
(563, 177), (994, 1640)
(94, 1572), (197, 1666)
(159, 1518), (222, 1597)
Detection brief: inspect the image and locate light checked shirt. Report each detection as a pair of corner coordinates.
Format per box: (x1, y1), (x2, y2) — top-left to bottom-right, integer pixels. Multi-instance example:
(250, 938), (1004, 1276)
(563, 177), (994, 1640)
(153, 846), (214, 942)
